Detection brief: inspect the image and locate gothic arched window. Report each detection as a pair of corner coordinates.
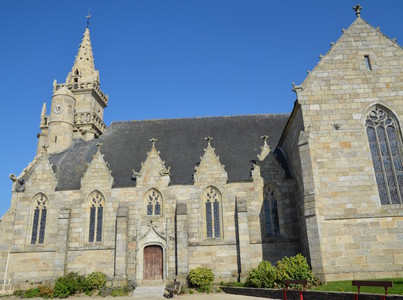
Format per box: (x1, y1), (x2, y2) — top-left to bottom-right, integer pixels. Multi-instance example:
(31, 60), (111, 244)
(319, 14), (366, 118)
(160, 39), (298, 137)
(203, 186), (221, 238)
(366, 106), (403, 205)
(31, 193), (48, 244)
(263, 184), (280, 237)
(146, 189), (162, 216)
(88, 191), (104, 242)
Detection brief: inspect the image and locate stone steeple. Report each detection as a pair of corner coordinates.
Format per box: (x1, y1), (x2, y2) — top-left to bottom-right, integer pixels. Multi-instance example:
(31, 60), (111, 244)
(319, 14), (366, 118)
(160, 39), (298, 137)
(37, 24), (109, 154)
(51, 25), (108, 144)
(65, 28), (99, 85)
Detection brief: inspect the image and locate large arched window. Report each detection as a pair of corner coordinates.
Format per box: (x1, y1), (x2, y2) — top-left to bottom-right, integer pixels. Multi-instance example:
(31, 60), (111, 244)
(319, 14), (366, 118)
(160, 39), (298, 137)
(366, 106), (403, 205)
(203, 186), (221, 238)
(145, 189), (162, 216)
(88, 191), (104, 242)
(263, 184), (280, 237)
(31, 193), (48, 244)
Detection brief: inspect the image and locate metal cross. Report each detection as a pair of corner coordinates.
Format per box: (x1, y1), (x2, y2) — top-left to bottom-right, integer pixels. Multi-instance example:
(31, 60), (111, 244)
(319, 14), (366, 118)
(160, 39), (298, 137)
(86, 9), (91, 28)
(353, 4), (362, 17)
(205, 136), (213, 145)
(150, 138), (158, 146)
(261, 135), (269, 143)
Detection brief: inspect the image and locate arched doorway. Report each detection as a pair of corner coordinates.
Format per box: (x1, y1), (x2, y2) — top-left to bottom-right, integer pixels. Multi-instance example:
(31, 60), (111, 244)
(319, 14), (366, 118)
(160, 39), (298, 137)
(143, 245), (163, 280)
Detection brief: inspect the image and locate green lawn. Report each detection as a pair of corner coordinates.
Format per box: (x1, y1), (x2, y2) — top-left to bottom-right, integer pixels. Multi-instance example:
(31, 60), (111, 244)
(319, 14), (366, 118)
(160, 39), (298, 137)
(311, 278), (403, 295)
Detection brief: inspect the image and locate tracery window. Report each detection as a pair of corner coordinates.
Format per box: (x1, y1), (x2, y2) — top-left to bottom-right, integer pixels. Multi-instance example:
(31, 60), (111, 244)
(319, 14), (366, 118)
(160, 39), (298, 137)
(31, 193), (48, 245)
(366, 106), (403, 205)
(146, 189), (162, 216)
(88, 191), (104, 242)
(263, 184), (280, 237)
(203, 186), (221, 238)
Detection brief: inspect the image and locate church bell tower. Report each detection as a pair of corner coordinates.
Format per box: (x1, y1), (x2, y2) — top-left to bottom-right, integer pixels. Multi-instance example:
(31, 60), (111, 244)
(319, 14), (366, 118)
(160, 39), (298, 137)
(37, 15), (108, 154)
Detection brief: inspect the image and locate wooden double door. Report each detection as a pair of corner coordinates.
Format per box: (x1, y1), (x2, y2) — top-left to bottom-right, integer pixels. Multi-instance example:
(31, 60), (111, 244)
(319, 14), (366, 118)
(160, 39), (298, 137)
(143, 245), (163, 280)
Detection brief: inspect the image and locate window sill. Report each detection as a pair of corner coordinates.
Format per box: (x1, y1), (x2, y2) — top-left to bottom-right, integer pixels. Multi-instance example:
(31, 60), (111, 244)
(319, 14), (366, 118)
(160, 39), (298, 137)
(68, 245), (114, 251)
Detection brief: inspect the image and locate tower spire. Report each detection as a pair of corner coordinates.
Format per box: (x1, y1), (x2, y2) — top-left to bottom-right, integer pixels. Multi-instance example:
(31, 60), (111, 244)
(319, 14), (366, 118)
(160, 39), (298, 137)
(66, 25), (98, 85)
(50, 16), (108, 144)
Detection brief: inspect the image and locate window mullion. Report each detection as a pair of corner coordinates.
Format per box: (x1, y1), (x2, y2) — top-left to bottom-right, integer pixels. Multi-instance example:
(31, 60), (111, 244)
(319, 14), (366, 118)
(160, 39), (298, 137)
(375, 125), (392, 204)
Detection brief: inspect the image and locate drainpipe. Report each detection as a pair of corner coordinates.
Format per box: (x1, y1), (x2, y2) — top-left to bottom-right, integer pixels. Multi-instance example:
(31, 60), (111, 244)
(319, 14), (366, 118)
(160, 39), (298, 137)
(165, 218), (168, 280)
(2, 251), (10, 292)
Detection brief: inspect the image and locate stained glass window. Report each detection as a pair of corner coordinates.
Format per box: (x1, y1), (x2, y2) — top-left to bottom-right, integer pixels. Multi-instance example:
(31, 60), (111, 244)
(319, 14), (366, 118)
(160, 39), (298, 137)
(366, 106), (403, 205)
(206, 200), (212, 238)
(263, 185), (280, 237)
(89, 207), (95, 242)
(88, 191), (105, 242)
(96, 206), (103, 242)
(145, 189), (163, 216)
(31, 193), (48, 245)
(203, 186), (221, 238)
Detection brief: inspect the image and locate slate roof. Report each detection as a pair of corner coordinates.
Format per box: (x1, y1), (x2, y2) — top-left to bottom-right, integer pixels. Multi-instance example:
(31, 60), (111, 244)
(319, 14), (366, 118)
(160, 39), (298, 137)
(48, 114), (289, 190)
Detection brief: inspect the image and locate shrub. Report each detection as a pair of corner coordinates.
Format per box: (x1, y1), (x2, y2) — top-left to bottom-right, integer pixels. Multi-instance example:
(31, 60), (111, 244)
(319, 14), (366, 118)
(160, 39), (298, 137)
(245, 260), (277, 288)
(54, 272), (81, 297)
(85, 272), (107, 290)
(38, 284), (54, 298)
(275, 254), (314, 286)
(53, 271), (107, 297)
(23, 288), (41, 298)
(188, 267), (214, 291)
(53, 281), (70, 298)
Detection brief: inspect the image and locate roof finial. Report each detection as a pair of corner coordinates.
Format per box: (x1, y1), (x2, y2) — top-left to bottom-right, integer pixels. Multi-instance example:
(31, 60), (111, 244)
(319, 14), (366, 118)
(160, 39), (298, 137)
(205, 136), (213, 146)
(353, 4), (362, 18)
(86, 9), (91, 28)
(150, 138), (158, 147)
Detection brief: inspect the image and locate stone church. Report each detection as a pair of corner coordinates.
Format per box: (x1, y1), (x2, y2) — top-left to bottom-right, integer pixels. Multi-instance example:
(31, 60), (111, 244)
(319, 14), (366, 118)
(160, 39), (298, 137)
(1, 7), (402, 290)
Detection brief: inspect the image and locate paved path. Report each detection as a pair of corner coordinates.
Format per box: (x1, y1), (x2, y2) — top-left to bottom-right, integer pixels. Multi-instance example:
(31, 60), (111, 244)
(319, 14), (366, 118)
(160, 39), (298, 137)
(81, 294), (277, 300)
(83, 293), (275, 300)
(2, 293), (279, 300)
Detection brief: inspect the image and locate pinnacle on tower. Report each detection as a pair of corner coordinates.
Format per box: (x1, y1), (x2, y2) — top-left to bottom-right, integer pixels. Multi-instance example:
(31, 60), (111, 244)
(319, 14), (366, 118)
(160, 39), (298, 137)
(66, 27), (99, 85)
(40, 102), (47, 117)
(40, 102), (47, 128)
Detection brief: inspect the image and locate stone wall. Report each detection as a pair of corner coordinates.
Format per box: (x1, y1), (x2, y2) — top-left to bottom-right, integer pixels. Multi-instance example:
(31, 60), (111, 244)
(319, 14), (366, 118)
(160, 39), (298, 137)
(294, 18), (403, 281)
(0, 209), (14, 291)
(279, 107), (311, 261)
(0, 131), (299, 287)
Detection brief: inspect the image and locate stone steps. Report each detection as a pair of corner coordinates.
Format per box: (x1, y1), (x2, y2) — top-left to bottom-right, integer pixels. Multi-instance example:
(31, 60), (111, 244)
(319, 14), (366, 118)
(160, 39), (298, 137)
(133, 284), (166, 298)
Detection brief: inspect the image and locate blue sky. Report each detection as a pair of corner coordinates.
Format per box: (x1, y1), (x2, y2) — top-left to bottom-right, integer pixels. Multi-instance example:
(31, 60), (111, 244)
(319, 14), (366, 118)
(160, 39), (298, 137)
(0, 1), (402, 217)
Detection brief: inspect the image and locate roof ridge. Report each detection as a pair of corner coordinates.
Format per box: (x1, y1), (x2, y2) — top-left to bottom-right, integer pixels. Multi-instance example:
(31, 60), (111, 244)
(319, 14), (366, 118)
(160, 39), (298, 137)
(109, 113), (290, 125)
